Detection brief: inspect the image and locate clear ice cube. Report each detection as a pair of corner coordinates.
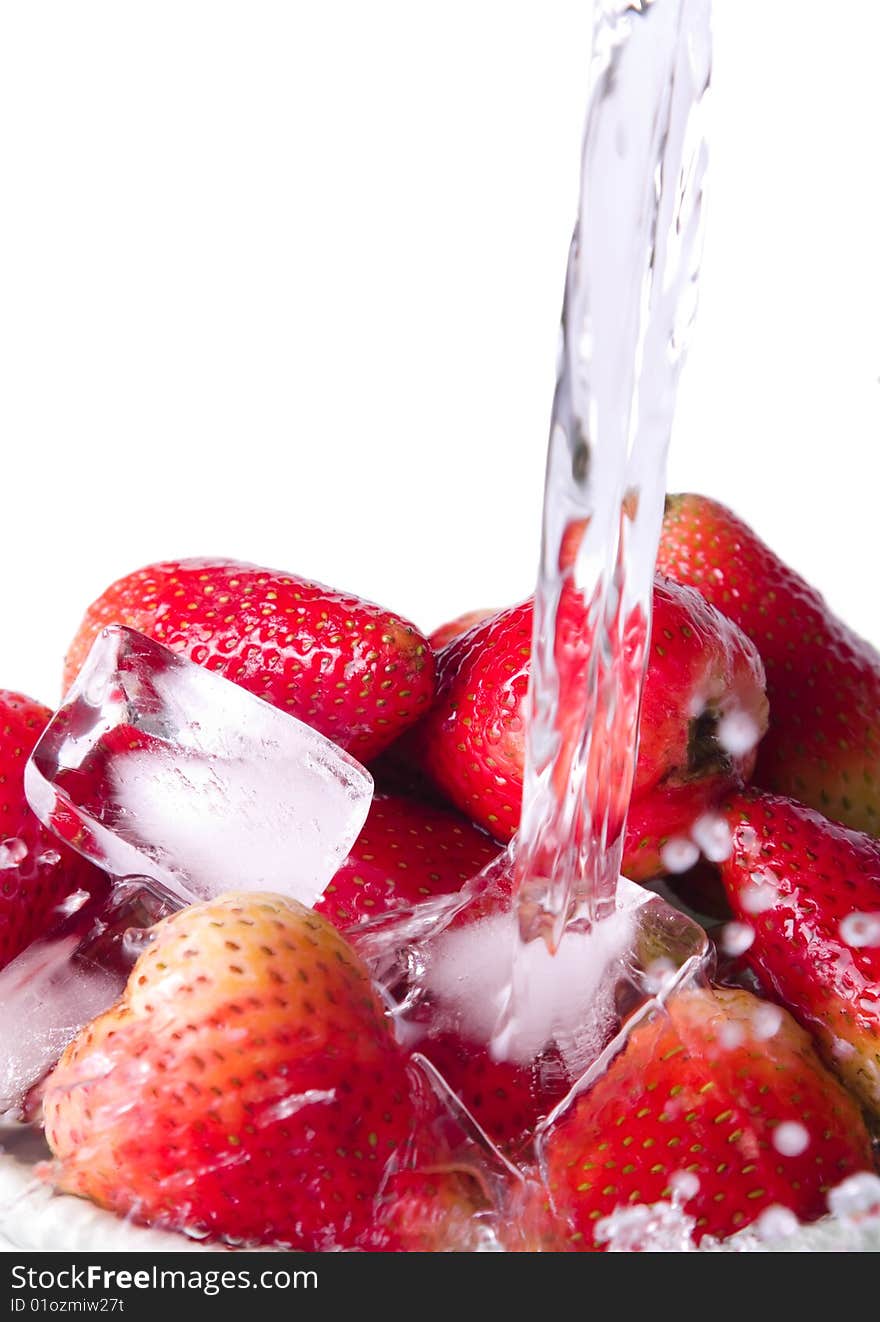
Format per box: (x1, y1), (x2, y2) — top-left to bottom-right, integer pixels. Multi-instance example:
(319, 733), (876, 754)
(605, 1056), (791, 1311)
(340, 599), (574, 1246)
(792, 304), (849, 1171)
(0, 879), (176, 1114)
(356, 859), (710, 1148)
(25, 626), (374, 907)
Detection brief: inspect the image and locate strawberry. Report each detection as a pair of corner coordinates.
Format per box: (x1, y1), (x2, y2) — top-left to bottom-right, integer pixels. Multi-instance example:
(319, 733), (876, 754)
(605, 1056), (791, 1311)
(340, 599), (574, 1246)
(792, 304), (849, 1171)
(369, 1166), (494, 1251)
(43, 893), (417, 1249)
(717, 788), (880, 1114)
(316, 791), (501, 930)
(429, 610), (494, 653)
(623, 782), (744, 883)
(658, 494), (880, 836)
(413, 600), (531, 842)
(0, 690), (104, 971)
(369, 1166), (570, 1251)
(542, 986), (873, 1248)
(411, 578), (768, 877)
(63, 559), (435, 762)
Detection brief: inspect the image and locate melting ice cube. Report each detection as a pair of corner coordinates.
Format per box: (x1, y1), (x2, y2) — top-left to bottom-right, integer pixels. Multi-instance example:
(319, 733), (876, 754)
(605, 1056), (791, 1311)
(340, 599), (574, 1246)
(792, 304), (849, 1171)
(425, 876), (708, 1079)
(0, 879), (176, 1114)
(420, 893), (638, 1075)
(24, 627), (374, 907)
(361, 861), (710, 1141)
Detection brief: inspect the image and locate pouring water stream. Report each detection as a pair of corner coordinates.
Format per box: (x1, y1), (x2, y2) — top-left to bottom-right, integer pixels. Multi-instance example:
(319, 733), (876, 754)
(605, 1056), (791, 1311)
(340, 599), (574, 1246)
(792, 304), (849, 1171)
(515, 0), (713, 953)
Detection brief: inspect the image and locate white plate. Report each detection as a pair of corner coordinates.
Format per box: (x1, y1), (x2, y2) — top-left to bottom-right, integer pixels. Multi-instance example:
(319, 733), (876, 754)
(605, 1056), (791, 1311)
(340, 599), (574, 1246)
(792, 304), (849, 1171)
(0, 1125), (229, 1254)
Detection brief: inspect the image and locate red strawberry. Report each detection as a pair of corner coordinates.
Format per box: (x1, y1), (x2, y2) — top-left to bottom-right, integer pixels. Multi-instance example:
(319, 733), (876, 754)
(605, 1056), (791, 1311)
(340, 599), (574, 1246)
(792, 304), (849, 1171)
(623, 782), (743, 883)
(658, 494), (880, 835)
(717, 788), (880, 1114)
(414, 600), (531, 842)
(63, 560), (435, 762)
(0, 690), (104, 971)
(543, 986), (873, 1248)
(43, 893), (417, 1249)
(411, 578), (768, 877)
(317, 792), (501, 930)
(429, 610), (494, 653)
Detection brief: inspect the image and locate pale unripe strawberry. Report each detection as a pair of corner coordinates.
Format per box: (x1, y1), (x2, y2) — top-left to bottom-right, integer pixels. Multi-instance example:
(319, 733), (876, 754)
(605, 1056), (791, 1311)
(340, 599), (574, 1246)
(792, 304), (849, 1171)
(44, 893), (416, 1249)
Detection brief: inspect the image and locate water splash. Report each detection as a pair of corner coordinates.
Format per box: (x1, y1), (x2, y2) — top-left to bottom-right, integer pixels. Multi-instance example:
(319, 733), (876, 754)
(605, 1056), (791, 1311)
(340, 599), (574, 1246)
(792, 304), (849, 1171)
(515, 0), (712, 949)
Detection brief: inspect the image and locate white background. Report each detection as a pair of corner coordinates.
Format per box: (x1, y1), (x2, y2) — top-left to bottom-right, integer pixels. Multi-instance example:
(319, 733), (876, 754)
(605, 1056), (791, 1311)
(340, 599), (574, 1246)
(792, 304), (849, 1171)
(0, 1), (878, 707)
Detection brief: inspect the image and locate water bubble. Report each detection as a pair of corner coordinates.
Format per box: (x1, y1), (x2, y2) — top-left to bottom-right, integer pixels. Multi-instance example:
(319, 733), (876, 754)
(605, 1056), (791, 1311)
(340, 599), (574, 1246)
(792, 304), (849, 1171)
(594, 1201), (696, 1253)
(717, 711), (761, 757)
(0, 838), (28, 869)
(55, 889), (91, 918)
(82, 646), (123, 707)
(839, 912), (880, 949)
(772, 1122), (809, 1157)
(740, 885), (776, 915)
(718, 1020), (745, 1051)
(182, 1224), (212, 1242)
(754, 1205), (800, 1242)
(644, 957), (677, 994)
(37, 849), (62, 867)
(732, 823), (760, 864)
(669, 1170), (700, 1202)
(720, 921), (754, 957)
(660, 837), (700, 874)
(740, 870), (779, 915)
(122, 926), (157, 963)
(752, 1004), (784, 1040)
(691, 814), (732, 864)
(827, 1172), (880, 1220)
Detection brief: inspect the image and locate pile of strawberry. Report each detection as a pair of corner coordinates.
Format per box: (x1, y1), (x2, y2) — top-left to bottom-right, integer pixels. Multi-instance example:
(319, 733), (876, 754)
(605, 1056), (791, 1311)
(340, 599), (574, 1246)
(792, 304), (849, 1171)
(4, 497), (880, 1251)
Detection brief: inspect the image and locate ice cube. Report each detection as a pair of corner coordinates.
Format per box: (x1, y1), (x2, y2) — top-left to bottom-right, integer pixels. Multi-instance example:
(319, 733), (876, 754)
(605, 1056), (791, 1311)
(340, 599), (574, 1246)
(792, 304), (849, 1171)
(361, 859), (710, 1145)
(25, 627), (374, 907)
(0, 879), (176, 1114)
(419, 899), (637, 1075)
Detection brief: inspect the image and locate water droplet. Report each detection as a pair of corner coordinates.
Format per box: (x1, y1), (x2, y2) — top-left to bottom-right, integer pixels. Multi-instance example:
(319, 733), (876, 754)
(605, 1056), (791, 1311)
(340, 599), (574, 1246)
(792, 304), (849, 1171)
(122, 926), (156, 963)
(55, 889), (91, 918)
(755, 1205), (800, 1242)
(717, 710), (761, 757)
(37, 849), (62, 867)
(720, 921), (754, 957)
(772, 1122), (809, 1157)
(732, 823), (760, 863)
(660, 837), (700, 874)
(82, 645), (123, 707)
(0, 838), (28, 869)
(718, 1020), (744, 1050)
(753, 1004), (784, 1040)
(741, 870), (778, 915)
(644, 957), (676, 994)
(691, 813), (732, 863)
(839, 912), (880, 949)
(183, 1223), (212, 1242)
(827, 1172), (880, 1220)
(669, 1170), (700, 1203)
(594, 1200), (696, 1253)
